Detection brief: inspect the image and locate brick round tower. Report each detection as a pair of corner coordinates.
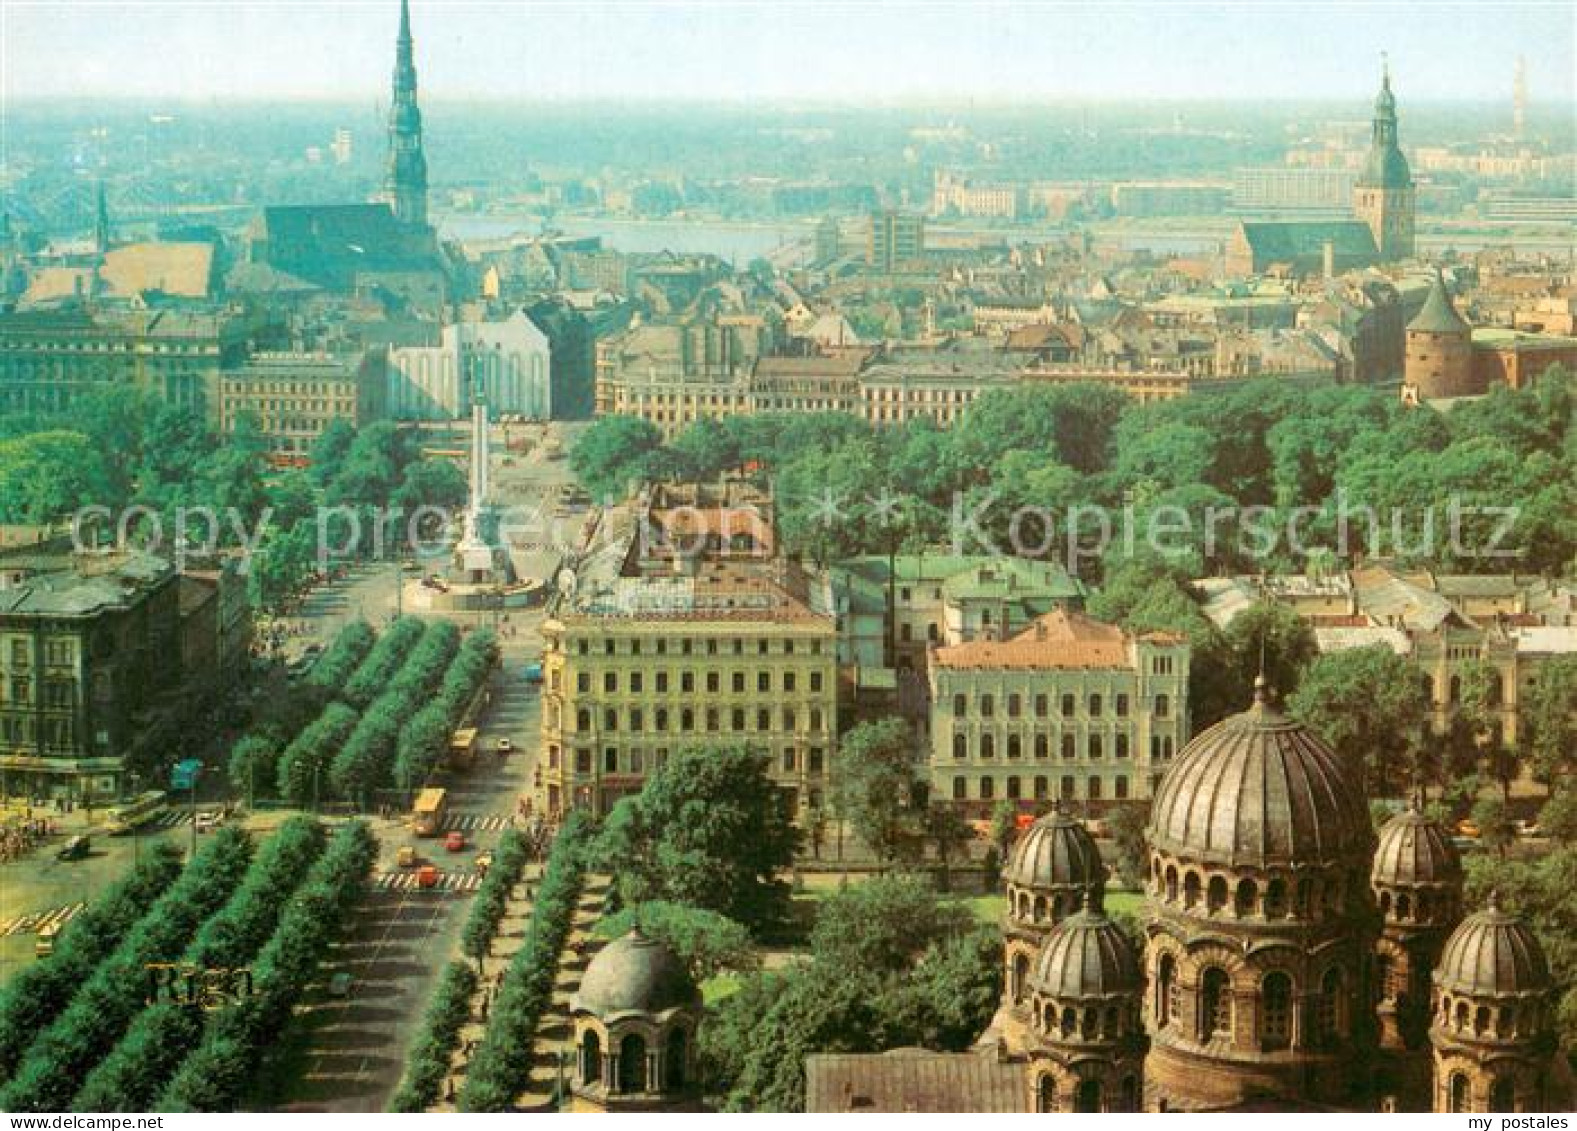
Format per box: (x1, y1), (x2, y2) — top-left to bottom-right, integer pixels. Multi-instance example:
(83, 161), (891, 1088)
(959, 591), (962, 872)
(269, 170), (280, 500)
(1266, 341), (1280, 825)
(1404, 271), (1477, 400)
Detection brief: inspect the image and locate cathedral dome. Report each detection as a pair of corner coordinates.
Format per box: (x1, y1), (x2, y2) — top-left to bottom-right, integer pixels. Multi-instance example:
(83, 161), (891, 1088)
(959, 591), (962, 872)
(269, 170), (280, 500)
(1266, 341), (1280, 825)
(1029, 897), (1142, 1001)
(1434, 895), (1551, 999)
(1147, 680), (1371, 871)
(572, 930), (699, 1019)
(1005, 811), (1104, 895)
(1372, 807), (1462, 888)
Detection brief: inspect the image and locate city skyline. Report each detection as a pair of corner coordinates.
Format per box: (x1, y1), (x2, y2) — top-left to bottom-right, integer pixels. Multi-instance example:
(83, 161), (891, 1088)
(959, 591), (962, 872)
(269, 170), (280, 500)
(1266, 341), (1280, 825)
(2, 1), (1572, 106)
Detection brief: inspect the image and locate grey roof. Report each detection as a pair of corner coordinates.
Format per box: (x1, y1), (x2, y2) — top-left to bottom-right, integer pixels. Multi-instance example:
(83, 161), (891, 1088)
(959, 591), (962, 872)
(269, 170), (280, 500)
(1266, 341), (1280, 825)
(1434, 896), (1551, 998)
(1004, 812), (1104, 894)
(1239, 221), (1379, 266)
(571, 930), (698, 1019)
(1407, 272), (1470, 335)
(1358, 142), (1412, 190)
(805, 1048), (1030, 1113)
(1371, 808), (1462, 888)
(1029, 899), (1142, 1000)
(1147, 681), (1372, 870)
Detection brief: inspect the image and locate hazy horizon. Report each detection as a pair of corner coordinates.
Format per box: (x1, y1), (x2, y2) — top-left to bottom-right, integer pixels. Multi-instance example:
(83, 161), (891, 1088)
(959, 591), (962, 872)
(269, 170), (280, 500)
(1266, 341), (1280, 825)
(2, 0), (1572, 105)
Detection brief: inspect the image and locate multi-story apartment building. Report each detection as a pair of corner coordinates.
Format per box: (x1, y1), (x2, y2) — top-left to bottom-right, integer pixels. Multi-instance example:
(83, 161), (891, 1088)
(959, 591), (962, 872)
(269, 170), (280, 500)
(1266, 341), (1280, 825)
(857, 350), (1024, 426)
(867, 211), (926, 272)
(0, 549), (183, 802)
(218, 350), (387, 462)
(538, 559), (837, 819)
(593, 317), (767, 436)
(927, 608), (1191, 814)
(0, 308), (248, 422)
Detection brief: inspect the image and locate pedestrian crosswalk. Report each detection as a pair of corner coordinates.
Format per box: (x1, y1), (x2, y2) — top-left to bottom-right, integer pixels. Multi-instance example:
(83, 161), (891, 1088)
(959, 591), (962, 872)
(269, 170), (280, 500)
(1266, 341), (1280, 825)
(142, 810), (193, 830)
(444, 814), (513, 833)
(374, 870), (483, 893)
(1, 901), (85, 937)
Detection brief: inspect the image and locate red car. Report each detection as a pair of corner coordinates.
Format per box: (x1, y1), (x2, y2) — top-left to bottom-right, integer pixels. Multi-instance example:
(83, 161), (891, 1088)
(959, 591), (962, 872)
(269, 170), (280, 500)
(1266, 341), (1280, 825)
(417, 865), (441, 889)
(444, 831), (467, 852)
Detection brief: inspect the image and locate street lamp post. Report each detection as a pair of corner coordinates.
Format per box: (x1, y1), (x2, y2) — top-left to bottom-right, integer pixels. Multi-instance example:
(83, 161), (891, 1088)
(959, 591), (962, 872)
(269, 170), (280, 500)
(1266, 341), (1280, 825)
(190, 764), (200, 857)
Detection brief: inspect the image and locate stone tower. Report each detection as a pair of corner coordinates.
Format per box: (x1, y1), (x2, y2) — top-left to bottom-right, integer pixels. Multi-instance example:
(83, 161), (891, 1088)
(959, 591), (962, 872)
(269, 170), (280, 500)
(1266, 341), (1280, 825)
(1430, 894), (1562, 1113)
(385, 0), (429, 230)
(1023, 891), (1147, 1113)
(1370, 807), (1464, 1109)
(1403, 270), (1476, 400)
(1141, 679), (1378, 1111)
(1353, 60), (1416, 262)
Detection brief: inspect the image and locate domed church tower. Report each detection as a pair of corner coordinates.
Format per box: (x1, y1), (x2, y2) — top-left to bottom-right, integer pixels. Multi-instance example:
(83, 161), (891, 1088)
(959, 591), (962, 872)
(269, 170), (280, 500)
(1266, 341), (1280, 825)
(1024, 891), (1147, 1113)
(1430, 895), (1564, 1113)
(1001, 811), (1105, 1015)
(570, 930), (703, 1112)
(1371, 807), (1464, 1109)
(1354, 59), (1415, 261)
(1141, 678), (1378, 1111)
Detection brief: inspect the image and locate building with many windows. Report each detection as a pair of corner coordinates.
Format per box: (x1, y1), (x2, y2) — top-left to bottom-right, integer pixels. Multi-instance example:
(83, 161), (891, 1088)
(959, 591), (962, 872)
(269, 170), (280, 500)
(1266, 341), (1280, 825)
(927, 608), (1190, 813)
(386, 308), (552, 420)
(219, 350), (387, 461)
(537, 559), (837, 819)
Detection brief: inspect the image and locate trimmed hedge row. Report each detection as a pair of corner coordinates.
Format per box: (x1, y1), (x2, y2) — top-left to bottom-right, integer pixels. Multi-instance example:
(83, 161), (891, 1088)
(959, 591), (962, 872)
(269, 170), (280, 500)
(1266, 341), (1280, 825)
(0, 828), (257, 1111)
(393, 630), (498, 793)
(0, 844), (185, 1083)
(71, 817), (329, 1112)
(342, 616), (426, 709)
(276, 701), (358, 804)
(158, 820), (378, 1111)
(328, 621), (459, 801)
(458, 810), (595, 1111)
(460, 829), (530, 964)
(388, 960), (478, 1112)
(302, 618), (375, 691)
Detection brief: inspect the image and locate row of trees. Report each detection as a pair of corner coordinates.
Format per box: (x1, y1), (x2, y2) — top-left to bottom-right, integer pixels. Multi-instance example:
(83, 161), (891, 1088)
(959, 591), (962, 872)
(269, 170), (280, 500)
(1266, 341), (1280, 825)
(227, 619), (498, 806)
(159, 821), (378, 1110)
(71, 818), (330, 1110)
(459, 811), (596, 1111)
(0, 845), (185, 1079)
(0, 827), (257, 1110)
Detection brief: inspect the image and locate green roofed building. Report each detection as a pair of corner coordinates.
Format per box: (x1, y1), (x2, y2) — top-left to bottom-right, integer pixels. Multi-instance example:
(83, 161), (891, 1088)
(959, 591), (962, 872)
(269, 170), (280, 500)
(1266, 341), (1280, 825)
(1225, 219), (1379, 278)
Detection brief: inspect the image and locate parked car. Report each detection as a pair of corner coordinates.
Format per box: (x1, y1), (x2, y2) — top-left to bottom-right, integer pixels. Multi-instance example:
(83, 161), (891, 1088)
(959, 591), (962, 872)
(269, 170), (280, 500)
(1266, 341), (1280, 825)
(397, 845), (419, 868)
(496, 737), (514, 754)
(417, 865), (441, 889)
(444, 830), (467, 852)
(56, 835), (91, 862)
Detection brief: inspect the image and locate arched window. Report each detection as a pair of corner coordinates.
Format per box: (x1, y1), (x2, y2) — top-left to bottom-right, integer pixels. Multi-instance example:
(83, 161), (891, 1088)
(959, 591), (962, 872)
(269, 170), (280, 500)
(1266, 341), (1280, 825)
(1060, 1006), (1076, 1038)
(665, 1028), (688, 1091)
(617, 1033), (647, 1093)
(953, 733), (967, 759)
(1165, 866), (1179, 902)
(1397, 892), (1412, 920)
(1075, 1079), (1102, 1113)
(1080, 1006), (1098, 1040)
(1120, 1075), (1138, 1113)
(1450, 1073), (1470, 1113)
(1207, 876), (1229, 913)
(1489, 1076), (1515, 1113)
(981, 735), (995, 759)
(1201, 967), (1231, 1040)
(1007, 734), (1022, 760)
(1013, 952), (1031, 1003)
(1157, 954), (1177, 1028)
(1314, 967), (1344, 1044)
(1262, 972), (1293, 1050)
(1037, 1075), (1058, 1113)
(1235, 878), (1256, 917)
(1184, 872), (1202, 909)
(581, 1030), (602, 1086)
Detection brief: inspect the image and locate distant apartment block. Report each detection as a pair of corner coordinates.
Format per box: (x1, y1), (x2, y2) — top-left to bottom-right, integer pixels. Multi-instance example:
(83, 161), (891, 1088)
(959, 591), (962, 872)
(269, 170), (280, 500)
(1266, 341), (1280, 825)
(867, 210), (927, 272)
(1232, 167), (1357, 214)
(219, 350), (387, 462)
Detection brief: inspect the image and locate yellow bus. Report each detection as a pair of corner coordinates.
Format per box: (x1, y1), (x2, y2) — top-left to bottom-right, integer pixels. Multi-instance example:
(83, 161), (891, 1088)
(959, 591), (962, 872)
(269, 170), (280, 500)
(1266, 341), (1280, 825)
(412, 788), (448, 837)
(448, 728), (478, 771)
(106, 790), (169, 835)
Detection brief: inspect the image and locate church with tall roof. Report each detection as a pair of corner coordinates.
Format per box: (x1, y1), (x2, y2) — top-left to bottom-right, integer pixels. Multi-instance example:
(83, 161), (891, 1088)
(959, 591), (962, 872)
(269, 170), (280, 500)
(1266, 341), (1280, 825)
(801, 680), (1570, 1113)
(235, 0), (449, 313)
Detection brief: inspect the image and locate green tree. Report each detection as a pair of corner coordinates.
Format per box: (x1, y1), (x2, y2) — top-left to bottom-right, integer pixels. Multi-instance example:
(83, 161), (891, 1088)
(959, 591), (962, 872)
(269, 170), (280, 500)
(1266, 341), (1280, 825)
(1193, 601), (1317, 728)
(598, 901), (759, 982)
(1522, 655), (1577, 785)
(1290, 645), (1433, 798)
(569, 415), (662, 501)
(596, 746), (800, 935)
(829, 719), (920, 865)
(1109, 802), (1150, 888)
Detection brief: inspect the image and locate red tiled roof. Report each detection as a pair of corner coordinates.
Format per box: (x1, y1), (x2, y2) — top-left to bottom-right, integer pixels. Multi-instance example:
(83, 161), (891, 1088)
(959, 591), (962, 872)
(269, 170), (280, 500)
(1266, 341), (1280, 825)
(934, 607), (1134, 671)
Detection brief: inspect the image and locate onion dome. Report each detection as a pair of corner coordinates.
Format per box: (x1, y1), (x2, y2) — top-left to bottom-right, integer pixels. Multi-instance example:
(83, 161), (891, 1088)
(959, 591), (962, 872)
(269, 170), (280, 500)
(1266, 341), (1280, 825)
(1005, 811), (1104, 894)
(572, 929), (699, 1019)
(1029, 894), (1141, 1001)
(1147, 679), (1371, 870)
(1372, 807), (1461, 888)
(1434, 894), (1551, 999)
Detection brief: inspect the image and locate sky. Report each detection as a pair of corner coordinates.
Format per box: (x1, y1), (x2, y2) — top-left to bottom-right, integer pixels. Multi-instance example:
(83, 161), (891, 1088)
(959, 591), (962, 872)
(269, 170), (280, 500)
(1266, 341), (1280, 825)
(1, 0), (1572, 105)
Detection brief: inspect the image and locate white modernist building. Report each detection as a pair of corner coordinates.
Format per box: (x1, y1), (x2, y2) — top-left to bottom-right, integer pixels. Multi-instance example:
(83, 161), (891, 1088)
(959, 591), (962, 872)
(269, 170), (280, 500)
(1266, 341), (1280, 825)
(388, 308), (551, 420)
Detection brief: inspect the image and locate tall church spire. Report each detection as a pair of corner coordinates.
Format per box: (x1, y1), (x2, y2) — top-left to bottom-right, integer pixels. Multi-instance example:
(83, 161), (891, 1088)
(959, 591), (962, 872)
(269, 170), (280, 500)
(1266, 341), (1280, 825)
(385, 0), (429, 229)
(93, 180), (111, 255)
(1353, 57), (1415, 261)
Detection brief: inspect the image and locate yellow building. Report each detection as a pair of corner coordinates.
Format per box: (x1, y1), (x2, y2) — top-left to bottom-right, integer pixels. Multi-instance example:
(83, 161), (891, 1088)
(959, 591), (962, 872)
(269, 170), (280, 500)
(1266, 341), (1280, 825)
(538, 560), (837, 818)
(218, 350), (386, 462)
(927, 609), (1191, 813)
